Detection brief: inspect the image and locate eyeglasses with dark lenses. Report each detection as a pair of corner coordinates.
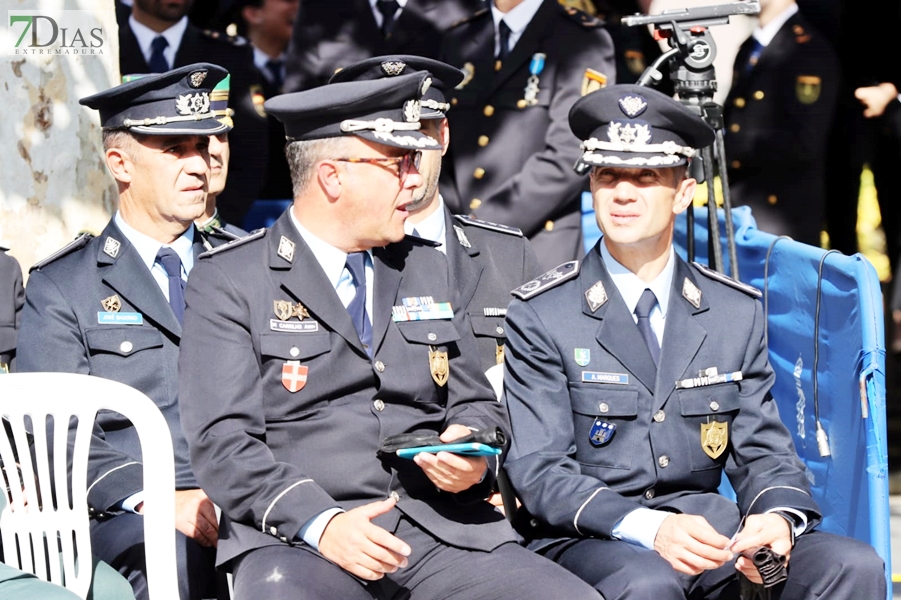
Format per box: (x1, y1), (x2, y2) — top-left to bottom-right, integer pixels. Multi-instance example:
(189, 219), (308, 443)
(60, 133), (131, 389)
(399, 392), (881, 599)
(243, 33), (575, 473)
(332, 151), (423, 178)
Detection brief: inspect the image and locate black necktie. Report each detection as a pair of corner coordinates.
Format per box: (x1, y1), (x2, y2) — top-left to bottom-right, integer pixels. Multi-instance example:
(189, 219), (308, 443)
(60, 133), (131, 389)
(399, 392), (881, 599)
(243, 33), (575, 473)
(265, 58), (284, 92)
(148, 35), (169, 73)
(497, 20), (512, 60)
(156, 247), (186, 324)
(376, 0), (401, 36)
(345, 252), (373, 357)
(635, 289), (660, 366)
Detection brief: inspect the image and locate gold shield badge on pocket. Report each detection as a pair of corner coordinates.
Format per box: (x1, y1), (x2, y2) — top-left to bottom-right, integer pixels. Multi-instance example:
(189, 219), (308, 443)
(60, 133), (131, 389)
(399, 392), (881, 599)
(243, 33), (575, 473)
(701, 421), (728, 459)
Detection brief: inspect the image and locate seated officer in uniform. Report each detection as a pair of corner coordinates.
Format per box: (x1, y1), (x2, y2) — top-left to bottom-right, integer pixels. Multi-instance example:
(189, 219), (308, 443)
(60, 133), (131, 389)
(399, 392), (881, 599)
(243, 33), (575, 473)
(17, 64), (236, 600)
(177, 72), (601, 600)
(329, 55), (542, 377)
(501, 83), (886, 599)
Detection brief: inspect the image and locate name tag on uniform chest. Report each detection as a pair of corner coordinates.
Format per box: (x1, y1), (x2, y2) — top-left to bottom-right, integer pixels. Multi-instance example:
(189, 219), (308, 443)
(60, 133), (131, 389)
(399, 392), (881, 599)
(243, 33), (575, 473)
(582, 371), (629, 385)
(97, 312), (143, 325)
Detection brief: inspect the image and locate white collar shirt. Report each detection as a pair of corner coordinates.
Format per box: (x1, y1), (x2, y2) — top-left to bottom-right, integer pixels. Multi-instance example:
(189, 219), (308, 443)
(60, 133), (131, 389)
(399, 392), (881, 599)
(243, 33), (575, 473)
(128, 14), (188, 70)
(490, 0), (543, 56)
(404, 195), (447, 255)
(113, 212), (194, 301)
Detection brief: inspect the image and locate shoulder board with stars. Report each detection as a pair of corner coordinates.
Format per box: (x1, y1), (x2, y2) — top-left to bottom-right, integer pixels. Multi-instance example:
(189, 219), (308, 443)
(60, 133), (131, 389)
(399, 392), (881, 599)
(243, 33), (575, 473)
(691, 261), (762, 299)
(453, 214), (523, 237)
(29, 232), (94, 273)
(198, 228), (266, 259)
(201, 29), (248, 47)
(512, 260), (580, 300)
(449, 7), (490, 29)
(558, 3), (603, 27)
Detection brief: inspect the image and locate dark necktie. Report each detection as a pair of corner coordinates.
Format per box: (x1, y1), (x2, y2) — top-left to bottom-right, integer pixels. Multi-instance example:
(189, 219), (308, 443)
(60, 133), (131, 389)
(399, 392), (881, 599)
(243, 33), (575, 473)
(635, 289), (660, 366)
(148, 35), (169, 73)
(497, 20), (512, 60)
(376, 0), (401, 36)
(744, 38), (764, 74)
(265, 58), (284, 92)
(345, 252), (373, 357)
(411, 228), (421, 238)
(156, 247), (186, 324)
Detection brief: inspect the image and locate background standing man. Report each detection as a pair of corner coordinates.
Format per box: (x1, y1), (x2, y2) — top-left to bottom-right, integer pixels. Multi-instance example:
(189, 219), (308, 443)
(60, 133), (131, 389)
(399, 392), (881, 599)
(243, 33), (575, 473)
(17, 64), (231, 600)
(502, 83), (885, 599)
(178, 72), (601, 600)
(440, 0), (616, 271)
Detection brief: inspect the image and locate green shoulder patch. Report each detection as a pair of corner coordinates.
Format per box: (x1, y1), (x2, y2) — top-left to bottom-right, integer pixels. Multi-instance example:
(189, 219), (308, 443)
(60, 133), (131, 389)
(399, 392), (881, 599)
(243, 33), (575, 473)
(453, 214), (523, 236)
(692, 261), (762, 298)
(512, 260), (580, 300)
(29, 232), (93, 273)
(199, 228), (266, 259)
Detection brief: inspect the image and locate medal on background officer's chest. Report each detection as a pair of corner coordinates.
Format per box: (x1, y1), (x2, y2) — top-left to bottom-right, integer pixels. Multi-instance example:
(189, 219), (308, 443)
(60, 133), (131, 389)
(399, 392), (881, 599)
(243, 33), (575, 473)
(518, 52), (546, 109)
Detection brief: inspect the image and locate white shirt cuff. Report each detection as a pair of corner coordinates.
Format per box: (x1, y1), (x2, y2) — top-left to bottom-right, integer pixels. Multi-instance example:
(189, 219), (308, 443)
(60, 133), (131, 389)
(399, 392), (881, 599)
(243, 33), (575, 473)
(298, 507), (344, 551)
(611, 507), (671, 550)
(767, 506), (808, 537)
(120, 491), (144, 514)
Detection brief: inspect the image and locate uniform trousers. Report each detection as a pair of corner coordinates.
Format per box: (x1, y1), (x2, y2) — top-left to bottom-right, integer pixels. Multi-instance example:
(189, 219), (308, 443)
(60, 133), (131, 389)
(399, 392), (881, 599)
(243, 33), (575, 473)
(90, 513), (219, 600)
(542, 530), (885, 600)
(232, 515), (602, 600)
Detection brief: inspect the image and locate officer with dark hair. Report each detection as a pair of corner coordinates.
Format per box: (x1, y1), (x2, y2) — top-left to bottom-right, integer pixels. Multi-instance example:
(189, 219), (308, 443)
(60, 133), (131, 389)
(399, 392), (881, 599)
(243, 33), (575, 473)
(502, 83), (885, 599)
(17, 64), (234, 600)
(178, 71), (602, 600)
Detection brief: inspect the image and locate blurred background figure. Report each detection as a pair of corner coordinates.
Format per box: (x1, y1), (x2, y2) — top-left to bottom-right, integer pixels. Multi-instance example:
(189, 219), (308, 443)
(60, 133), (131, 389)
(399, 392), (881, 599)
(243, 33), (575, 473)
(0, 246), (23, 374)
(440, 0), (616, 271)
(723, 0), (838, 247)
(214, 0), (299, 202)
(119, 0), (268, 228)
(283, 0), (483, 93)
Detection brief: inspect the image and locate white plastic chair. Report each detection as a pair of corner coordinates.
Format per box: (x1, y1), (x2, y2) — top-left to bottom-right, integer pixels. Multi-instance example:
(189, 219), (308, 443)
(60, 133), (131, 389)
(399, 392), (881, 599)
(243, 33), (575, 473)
(0, 372), (180, 599)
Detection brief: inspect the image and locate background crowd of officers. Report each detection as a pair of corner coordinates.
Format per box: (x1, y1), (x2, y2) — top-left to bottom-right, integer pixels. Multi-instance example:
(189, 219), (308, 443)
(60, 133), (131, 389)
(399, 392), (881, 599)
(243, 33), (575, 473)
(0, 0), (895, 598)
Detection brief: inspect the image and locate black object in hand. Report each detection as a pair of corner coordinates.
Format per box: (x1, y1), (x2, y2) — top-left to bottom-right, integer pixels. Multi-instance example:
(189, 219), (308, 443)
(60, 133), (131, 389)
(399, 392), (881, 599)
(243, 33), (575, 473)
(741, 546), (788, 588)
(377, 427), (506, 459)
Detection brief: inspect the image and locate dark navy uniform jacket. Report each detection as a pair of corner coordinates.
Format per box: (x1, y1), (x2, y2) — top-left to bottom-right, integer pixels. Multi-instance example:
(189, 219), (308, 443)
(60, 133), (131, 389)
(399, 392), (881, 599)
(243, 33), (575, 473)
(0, 249), (23, 372)
(16, 220), (225, 513)
(724, 11), (838, 246)
(440, 0), (616, 271)
(178, 210), (517, 567)
(503, 244), (819, 551)
(444, 213), (542, 373)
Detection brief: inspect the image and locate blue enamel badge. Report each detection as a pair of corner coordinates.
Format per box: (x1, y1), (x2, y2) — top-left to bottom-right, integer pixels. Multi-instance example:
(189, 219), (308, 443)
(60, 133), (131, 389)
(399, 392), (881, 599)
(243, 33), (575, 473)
(574, 348), (591, 367)
(589, 420), (616, 446)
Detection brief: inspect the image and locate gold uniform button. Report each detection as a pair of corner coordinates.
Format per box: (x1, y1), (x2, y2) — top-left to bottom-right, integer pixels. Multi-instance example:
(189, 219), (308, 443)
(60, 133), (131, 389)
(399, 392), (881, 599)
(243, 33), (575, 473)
(483, 105), (495, 117)
(373, 399), (385, 412)
(375, 360), (385, 373)
(474, 167), (486, 179)
(658, 455), (670, 468)
(451, 97), (458, 106)
(598, 402), (609, 414)
(120, 341), (133, 354)
(710, 401), (720, 411)
(734, 97), (746, 108)
(544, 220), (554, 231)
(477, 135), (490, 147)
(495, 60), (502, 71)
(516, 99), (528, 109)
(753, 90), (765, 100)
(729, 123), (740, 133)
(731, 160), (741, 169)
(653, 410), (666, 423)
(470, 198), (482, 209)
(768, 195), (778, 205)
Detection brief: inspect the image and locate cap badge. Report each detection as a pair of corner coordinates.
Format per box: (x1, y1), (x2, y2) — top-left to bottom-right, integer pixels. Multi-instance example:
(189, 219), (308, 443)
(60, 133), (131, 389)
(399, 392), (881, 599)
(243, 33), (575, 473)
(189, 70), (208, 88)
(381, 60), (406, 76)
(607, 121), (651, 146)
(618, 94), (648, 118)
(403, 99), (421, 123)
(176, 92), (210, 116)
(421, 76), (432, 95)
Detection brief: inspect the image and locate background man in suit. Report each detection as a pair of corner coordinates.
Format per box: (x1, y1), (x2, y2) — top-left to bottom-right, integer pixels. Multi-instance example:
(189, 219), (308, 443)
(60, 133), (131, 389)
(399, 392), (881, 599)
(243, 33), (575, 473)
(502, 83), (885, 599)
(16, 64), (233, 600)
(177, 72), (601, 600)
(328, 55), (543, 375)
(440, 0), (617, 271)
(120, 0), (268, 227)
(723, 0), (838, 246)
(283, 0), (483, 93)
